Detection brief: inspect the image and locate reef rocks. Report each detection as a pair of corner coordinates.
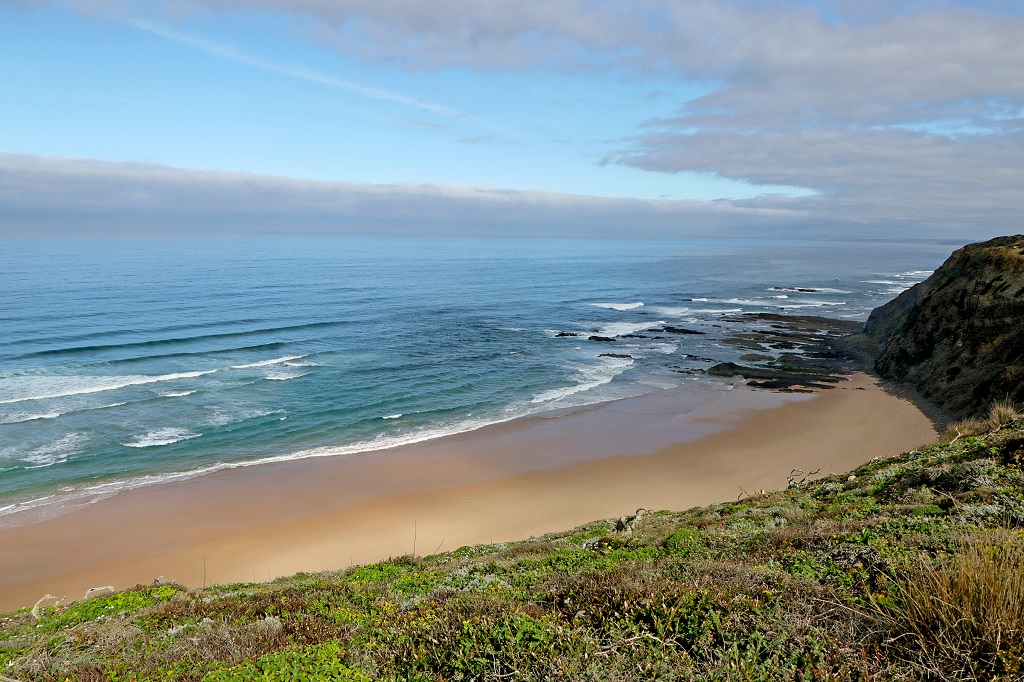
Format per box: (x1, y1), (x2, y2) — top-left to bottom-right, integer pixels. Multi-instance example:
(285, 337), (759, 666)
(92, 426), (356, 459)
(863, 235), (1024, 419)
(709, 314), (862, 391)
(707, 362), (842, 391)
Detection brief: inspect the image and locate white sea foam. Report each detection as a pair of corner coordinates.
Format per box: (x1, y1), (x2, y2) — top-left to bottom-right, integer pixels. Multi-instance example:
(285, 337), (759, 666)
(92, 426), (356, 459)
(0, 432), (88, 469)
(591, 302), (644, 311)
(776, 304), (835, 310)
(599, 320), (665, 337)
(382, 414), (403, 419)
(163, 390), (196, 398)
(864, 279), (915, 294)
(695, 295), (852, 309)
(283, 361), (320, 368)
(530, 356), (633, 405)
(230, 355), (306, 369)
(0, 370), (219, 405)
(206, 408), (284, 427)
(777, 299), (847, 308)
(0, 411), (62, 424)
(264, 371), (309, 381)
(691, 297), (768, 307)
(122, 428), (201, 448)
(647, 306), (691, 317)
(0, 401), (127, 425)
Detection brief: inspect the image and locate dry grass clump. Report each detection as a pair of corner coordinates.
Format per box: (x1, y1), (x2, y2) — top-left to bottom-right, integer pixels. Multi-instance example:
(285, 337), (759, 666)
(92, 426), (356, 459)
(945, 418), (988, 440)
(987, 399), (1021, 430)
(944, 399), (1020, 440)
(873, 531), (1024, 680)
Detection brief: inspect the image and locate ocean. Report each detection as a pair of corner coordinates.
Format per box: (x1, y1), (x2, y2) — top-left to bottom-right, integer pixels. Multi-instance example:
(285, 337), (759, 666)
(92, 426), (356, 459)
(0, 233), (954, 524)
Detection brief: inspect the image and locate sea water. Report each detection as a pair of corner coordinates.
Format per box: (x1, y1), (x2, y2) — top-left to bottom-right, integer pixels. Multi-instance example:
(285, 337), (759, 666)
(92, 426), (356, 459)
(0, 233), (954, 523)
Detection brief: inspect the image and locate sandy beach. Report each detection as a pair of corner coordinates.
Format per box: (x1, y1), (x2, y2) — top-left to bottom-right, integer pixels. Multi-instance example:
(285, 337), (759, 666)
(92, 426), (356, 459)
(0, 373), (936, 613)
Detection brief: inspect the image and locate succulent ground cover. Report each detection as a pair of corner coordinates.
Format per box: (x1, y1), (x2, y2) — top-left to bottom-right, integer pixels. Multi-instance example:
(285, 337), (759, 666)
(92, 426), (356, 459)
(3, 410), (1023, 681)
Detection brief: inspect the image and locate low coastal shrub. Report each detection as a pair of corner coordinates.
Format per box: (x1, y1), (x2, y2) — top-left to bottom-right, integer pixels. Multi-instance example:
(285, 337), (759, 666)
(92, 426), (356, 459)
(663, 527), (708, 556)
(35, 585), (180, 633)
(203, 641), (371, 681)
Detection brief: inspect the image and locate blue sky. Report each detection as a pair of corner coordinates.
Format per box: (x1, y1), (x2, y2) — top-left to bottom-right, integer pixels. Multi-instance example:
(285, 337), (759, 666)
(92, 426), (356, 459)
(1, 3), (758, 200)
(1, 0), (1022, 238)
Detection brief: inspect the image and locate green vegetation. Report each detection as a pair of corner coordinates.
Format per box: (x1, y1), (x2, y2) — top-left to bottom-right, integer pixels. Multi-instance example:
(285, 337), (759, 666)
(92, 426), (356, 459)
(4, 415), (1024, 681)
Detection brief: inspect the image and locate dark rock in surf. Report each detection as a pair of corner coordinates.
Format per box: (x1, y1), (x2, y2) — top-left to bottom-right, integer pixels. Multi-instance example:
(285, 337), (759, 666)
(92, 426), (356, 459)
(740, 354), (775, 362)
(654, 326), (705, 335)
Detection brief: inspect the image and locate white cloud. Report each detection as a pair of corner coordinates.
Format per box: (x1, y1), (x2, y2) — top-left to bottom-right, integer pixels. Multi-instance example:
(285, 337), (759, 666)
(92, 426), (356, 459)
(611, 127), (1024, 225)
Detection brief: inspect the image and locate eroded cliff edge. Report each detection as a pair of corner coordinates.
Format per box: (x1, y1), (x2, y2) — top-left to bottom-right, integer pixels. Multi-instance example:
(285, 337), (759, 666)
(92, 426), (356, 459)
(862, 234), (1024, 420)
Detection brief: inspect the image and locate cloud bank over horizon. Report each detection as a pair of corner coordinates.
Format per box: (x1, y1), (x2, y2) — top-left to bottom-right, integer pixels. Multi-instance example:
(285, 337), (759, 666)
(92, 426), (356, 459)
(1, 152), (1007, 240)
(0, 152), (816, 238)
(1, 0), (1021, 239)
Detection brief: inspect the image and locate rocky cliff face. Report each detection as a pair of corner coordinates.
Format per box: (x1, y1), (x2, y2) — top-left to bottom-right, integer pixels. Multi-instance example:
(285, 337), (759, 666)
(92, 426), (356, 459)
(865, 235), (1024, 419)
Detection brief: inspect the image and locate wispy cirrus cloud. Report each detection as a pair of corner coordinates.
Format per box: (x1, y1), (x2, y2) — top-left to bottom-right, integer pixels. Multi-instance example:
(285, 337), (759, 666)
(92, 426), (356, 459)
(127, 18), (467, 118)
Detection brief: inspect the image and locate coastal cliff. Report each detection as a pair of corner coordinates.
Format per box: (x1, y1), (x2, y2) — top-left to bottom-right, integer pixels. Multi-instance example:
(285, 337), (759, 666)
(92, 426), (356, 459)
(864, 235), (1024, 419)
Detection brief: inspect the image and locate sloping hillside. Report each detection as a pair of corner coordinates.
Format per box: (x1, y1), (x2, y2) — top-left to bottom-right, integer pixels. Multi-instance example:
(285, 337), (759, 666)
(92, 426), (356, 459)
(3, 407), (1023, 681)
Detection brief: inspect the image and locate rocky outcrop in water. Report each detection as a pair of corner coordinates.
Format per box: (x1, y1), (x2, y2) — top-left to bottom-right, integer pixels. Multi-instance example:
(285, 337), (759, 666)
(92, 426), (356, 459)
(706, 314), (862, 391)
(650, 326), (705, 335)
(864, 235), (1024, 419)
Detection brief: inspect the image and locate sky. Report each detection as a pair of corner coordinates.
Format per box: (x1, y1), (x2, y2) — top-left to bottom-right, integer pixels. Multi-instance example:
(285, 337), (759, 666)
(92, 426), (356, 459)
(1, 0), (1022, 239)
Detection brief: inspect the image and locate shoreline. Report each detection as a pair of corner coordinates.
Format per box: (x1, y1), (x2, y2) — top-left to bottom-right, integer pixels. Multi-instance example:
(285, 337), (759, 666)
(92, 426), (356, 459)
(0, 379), (746, 527)
(0, 373), (936, 612)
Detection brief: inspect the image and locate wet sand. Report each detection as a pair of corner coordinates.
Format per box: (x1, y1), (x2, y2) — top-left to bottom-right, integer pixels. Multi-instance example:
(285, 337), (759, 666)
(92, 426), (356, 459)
(0, 373), (936, 612)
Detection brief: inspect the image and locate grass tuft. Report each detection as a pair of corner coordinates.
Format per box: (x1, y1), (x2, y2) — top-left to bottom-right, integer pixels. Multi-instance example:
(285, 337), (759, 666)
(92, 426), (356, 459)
(873, 531), (1024, 679)
(945, 400), (1020, 440)
(945, 418), (988, 440)
(987, 399), (1021, 430)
